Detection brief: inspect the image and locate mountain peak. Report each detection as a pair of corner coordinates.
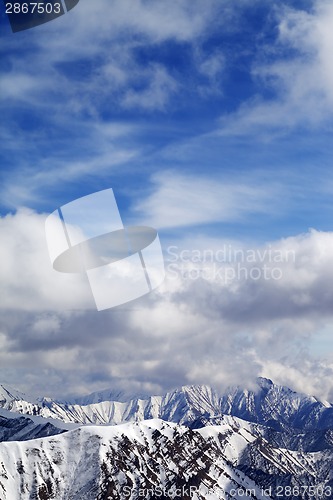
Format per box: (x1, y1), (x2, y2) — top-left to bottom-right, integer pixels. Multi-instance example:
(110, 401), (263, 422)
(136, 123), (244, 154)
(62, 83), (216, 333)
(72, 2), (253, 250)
(257, 376), (274, 388)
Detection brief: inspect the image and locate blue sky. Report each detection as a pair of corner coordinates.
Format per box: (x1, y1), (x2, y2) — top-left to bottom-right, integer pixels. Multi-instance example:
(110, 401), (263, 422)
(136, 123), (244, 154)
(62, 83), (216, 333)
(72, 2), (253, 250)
(1, 0), (333, 400)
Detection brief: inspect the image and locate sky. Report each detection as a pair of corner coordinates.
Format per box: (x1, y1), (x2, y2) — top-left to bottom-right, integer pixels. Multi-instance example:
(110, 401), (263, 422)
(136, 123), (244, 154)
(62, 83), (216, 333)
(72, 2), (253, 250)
(1, 0), (333, 401)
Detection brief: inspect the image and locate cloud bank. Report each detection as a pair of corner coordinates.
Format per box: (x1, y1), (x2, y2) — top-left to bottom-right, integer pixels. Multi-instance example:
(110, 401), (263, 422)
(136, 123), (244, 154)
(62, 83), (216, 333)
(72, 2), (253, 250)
(1, 209), (333, 401)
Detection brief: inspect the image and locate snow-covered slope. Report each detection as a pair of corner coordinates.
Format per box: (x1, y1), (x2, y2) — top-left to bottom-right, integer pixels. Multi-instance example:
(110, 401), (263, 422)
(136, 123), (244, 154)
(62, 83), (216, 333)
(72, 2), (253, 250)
(0, 417), (331, 500)
(0, 404), (80, 444)
(0, 409), (66, 442)
(0, 385), (28, 404)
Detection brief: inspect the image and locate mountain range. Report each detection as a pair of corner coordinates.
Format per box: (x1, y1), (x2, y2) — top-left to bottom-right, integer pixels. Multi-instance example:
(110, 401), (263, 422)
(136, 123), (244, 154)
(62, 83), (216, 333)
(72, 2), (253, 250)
(0, 378), (332, 499)
(1, 377), (333, 431)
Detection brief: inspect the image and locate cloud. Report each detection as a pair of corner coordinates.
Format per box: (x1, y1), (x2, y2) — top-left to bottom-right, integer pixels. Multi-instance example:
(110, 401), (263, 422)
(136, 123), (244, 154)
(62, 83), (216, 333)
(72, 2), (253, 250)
(165, 229), (333, 322)
(0, 73), (50, 102)
(1, 209), (333, 400)
(0, 119), (139, 210)
(0, 209), (92, 311)
(0, 0), (226, 114)
(131, 171), (281, 228)
(262, 358), (333, 403)
(64, 0), (223, 46)
(122, 65), (179, 111)
(218, 0), (333, 135)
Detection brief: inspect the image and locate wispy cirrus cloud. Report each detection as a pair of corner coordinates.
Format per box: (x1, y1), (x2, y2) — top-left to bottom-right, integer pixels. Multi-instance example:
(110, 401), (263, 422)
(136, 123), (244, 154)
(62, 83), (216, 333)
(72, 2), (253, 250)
(131, 171), (283, 229)
(122, 65), (179, 111)
(0, 0), (237, 213)
(0, 118), (139, 210)
(0, 0), (228, 115)
(218, 0), (333, 136)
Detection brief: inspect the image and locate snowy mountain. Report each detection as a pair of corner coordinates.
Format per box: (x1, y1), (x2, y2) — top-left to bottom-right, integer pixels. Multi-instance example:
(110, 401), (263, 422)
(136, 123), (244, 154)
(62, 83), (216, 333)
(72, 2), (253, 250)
(1, 379), (333, 432)
(0, 417), (332, 500)
(0, 380), (333, 499)
(0, 409), (66, 442)
(0, 385), (78, 442)
(219, 377), (333, 432)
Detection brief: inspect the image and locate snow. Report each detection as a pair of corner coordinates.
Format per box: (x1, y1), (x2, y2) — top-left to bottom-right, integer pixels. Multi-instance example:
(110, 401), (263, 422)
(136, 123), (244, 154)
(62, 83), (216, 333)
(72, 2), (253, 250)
(0, 416), (331, 500)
